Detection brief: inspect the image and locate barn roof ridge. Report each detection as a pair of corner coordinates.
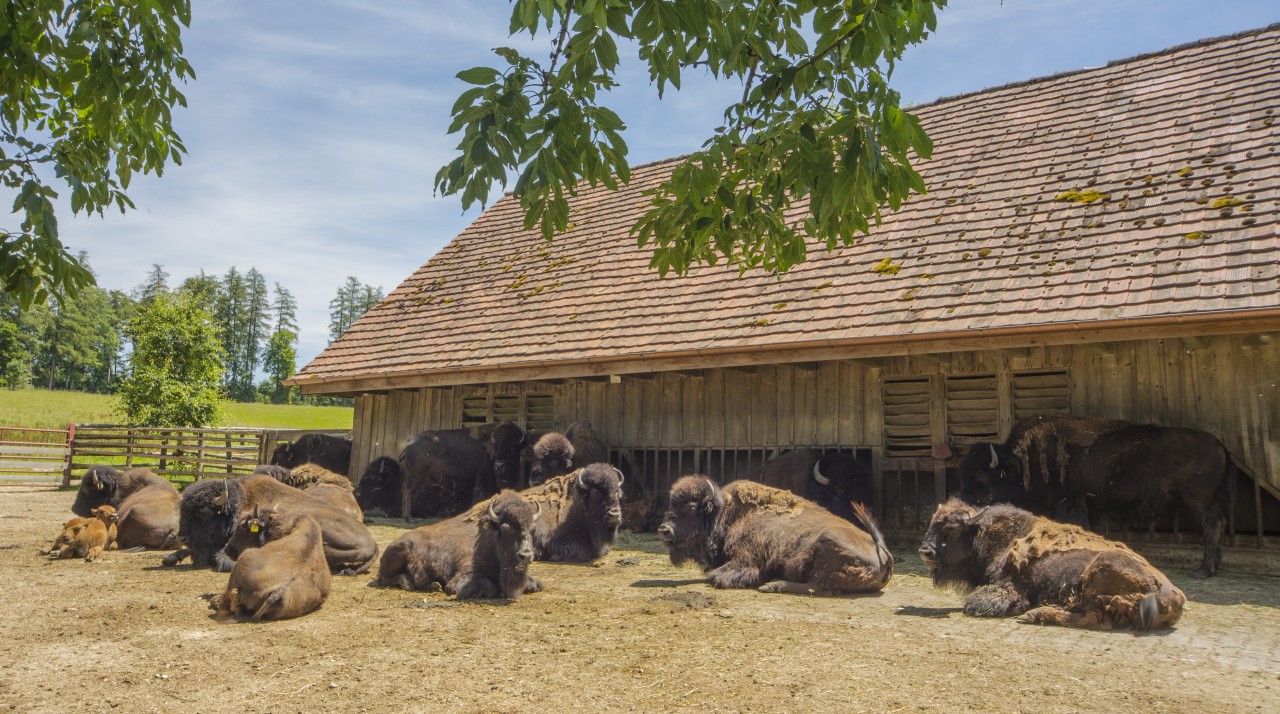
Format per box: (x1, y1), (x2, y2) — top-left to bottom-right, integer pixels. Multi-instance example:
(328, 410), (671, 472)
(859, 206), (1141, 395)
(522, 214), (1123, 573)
(291, 24), (1280, 392)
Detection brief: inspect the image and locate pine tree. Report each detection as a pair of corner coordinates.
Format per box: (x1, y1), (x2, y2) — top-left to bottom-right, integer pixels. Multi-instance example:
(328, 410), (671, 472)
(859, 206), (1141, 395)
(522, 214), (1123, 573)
(261, 329), (298, 404)
(271, 283), (298, 333)
(328, 276), (383, 341)
(135, 264), (170, 306)
(214, 267), (248, 399)
(241, 268), (271, 400)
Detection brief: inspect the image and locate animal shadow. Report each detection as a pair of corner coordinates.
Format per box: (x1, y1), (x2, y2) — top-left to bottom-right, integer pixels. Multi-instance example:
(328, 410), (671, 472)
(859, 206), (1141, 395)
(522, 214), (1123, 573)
(895, 605), (962, 618)
(630, 578), (707, 588)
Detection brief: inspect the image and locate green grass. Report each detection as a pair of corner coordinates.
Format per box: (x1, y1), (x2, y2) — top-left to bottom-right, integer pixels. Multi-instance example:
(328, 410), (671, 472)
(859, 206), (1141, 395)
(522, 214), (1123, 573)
(0, 388), (352, 436)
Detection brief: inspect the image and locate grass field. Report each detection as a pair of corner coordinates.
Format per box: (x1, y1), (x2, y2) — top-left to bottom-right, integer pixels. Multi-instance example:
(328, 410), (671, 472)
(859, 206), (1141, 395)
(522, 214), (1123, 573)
(0, 388), (352, 434)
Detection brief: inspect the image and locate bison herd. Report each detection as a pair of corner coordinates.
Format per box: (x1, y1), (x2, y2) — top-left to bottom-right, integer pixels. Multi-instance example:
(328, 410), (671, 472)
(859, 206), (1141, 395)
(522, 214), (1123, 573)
(43, 414), (1242, 632)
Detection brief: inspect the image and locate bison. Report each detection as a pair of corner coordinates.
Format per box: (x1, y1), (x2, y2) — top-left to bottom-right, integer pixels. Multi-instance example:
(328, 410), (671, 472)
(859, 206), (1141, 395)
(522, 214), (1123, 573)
(212, 506), (331, 622)
(377, 490), (543, 599)
(355, 456), (403, 517)
(473, 463), (624, 562)
(529, 432), (575, 487)
(657, 477), (893, 595)
(42, 505), (117, 561)
(479, 421), (527, 497)
(161, 474), (377, 574)
(270, 433), (352, 475)
(258, 463), (362, 521)
(564, 422), (607, 466)
(71, 466), (179, 549)
(398, 430), (493, 520)
(919, 499), (1186, 630)
(958, 415), (1235, 577)
(751, 449), (873, 523)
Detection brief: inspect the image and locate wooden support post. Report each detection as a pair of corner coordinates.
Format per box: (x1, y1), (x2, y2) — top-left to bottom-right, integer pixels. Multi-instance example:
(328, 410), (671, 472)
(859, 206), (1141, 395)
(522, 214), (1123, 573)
(125, 428), (135, 467)
(196, 433), (207, 481)
(60, 422), (76, 487)
(226, 431), (234, 475)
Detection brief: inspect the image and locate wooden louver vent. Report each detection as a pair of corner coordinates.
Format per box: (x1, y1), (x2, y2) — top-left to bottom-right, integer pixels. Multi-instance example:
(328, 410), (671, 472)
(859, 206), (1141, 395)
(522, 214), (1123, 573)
(525, 394), (555, 432)
(883, 377), (932, 457)
(1012, 370), (1071, 420)
(460, 393), (556, 431)
(460, 395), (491, 427)
(945, 374), (1000, 447)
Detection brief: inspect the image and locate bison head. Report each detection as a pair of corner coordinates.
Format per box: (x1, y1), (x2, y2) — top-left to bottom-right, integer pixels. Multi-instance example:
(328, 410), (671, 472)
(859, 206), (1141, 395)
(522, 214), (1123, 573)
(270, 441), (302, 469)
(658, 476), (725, 568)
(355, 456), (402, 517)
(919, 499), (989, 591)
(478, 490), (542, 598)
(487, 422), (527, 491)
(812, 453), (874, 511)
(571, 464), (625, 529)
(224, 504), (276, 559)
(71, 465), (125, 516)
(530, 433), (575, 486)
(253, 464), (293, 484)
(957, 443), (1024, 507)
(175, 477), (245, 569)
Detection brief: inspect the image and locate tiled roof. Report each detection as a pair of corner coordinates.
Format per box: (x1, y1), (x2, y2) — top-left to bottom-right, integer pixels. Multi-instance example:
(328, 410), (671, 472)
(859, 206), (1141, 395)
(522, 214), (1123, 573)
(293, 25), (1280, 389)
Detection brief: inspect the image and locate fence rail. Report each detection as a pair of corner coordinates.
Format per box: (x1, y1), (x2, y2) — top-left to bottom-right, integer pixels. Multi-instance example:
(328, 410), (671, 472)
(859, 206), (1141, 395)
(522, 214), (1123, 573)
(0, 425), (73, 484)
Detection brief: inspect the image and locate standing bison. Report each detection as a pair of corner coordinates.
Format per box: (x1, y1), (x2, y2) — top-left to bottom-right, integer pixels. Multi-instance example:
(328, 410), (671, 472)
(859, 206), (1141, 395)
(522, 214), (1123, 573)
(657, 477), (892, 595)
(958, 415), (1235, 577)
(355, 456), (403, 517)
(480, 421), (527, 497)
(162, 474), (377, 574)
(377, 490), (543, 599)
(71, 466), (179, 549)
(751, 449), (873, 523)
(270, 433), (352, 475)
(398, 430), (494, 519)
(919, 499), (1186, 630)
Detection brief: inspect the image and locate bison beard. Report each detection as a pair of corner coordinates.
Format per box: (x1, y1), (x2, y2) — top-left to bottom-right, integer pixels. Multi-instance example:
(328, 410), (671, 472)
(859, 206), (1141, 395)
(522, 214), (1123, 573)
(658, 476), (892, 595)
(163, 477), (244, 570)
(71, 465), (179, 549)
(919, 499), (1186, 630)
(377, 490), (543, 600)
(213, 507), (332, 622)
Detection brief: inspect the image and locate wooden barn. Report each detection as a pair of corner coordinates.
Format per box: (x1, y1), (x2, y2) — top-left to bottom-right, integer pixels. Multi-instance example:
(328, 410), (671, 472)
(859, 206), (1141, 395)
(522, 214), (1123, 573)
(288, 26), (1280, 542)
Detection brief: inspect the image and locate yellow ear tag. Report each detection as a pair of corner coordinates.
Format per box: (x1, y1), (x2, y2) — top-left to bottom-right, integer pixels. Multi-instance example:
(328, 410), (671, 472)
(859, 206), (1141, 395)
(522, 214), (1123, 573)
(96, 483), (104, 490)
(249, 524), (260, 533)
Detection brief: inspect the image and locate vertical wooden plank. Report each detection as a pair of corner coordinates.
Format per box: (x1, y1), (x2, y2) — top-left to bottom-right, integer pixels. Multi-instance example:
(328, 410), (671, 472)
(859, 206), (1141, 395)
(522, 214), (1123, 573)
(750, 366), (776, 447)
(794, 365), (817, 446)
(661, 374), (682, 447)
(815, 361), (840, 445)
(863, 366), (883, 449)
(996, 358), (1013, 439)
(703, 369), (725, 447)
(681, 373), (704, 447)
(724, 370), (750, 446)
(929, 373), (947, 502)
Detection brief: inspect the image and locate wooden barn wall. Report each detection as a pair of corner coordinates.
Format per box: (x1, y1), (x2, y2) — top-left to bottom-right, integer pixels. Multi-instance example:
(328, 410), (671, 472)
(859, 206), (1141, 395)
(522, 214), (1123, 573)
(348, 332), (1280, 495)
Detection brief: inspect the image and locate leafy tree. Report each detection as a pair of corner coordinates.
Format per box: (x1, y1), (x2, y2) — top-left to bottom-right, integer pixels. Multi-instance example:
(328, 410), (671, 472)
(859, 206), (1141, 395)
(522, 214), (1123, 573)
(241, 268), (271, 396)
(1, 1), (193, 308)
(118, 290), (223, 427)
(328, 276), (383, 341)
(437, 0), (944, 276)
(0, 291), (50, 388)
(260, 328), (297, 404)
(178, 270), (220, 304)
(36, 284), (118, 391)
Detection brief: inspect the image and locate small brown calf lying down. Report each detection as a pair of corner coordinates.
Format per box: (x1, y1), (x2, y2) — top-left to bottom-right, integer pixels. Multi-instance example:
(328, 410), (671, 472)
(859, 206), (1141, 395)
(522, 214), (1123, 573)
(211, 506), (332, 622)
(42, 505), (117, 561)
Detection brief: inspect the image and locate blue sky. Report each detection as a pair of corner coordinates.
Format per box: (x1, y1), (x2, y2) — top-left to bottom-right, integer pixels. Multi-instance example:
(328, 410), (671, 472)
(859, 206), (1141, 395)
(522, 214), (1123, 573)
(54, 1), (1277, 368)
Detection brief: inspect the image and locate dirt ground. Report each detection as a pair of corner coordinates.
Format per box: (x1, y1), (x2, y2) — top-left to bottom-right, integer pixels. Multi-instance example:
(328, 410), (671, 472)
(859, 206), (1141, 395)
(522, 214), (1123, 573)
(0, 488), (1276, 714)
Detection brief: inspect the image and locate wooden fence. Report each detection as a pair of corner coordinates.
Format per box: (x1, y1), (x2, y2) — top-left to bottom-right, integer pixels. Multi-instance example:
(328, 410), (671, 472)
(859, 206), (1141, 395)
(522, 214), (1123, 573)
(0, 425), (349, 487)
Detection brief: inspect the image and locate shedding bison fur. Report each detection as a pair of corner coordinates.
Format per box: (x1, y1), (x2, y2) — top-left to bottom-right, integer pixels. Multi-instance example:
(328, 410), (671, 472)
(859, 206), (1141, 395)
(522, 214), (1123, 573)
(529, 433), (575, 487)
(355, 456), (403, 517)
(163, 475), (377, 575)
(269, 433), (352, 475)
(212, 506), (332, 622)
(472, 463), (625, 562)
(377, 490), (543, 599)
(751, 449), (874, 523)
(657, 477), (893, 595)
(919, 499), (1186, 630)
(71, 465), (179, 550)
(398, 430), (493, 520)
(958, 415), (1236, 577)
(261, 463), (362, 521)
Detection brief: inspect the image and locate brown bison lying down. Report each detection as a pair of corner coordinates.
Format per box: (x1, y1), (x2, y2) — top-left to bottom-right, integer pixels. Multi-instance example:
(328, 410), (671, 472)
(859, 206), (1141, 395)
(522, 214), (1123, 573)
(212, 506), (331, 622)
(377, 490), (543, 600)
(42, 505), (117, 561)
(919, 499), (1186, 630)
(257, 463), (363, 521)
(71, 466), (179, 549)
(658, 477), (893, 595)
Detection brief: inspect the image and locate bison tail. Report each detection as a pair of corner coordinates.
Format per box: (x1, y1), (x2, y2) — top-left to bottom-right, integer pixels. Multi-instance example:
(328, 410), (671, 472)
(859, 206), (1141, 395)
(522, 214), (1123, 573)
(849, 501), (893, 584)
(1137, 593), (1158, 631)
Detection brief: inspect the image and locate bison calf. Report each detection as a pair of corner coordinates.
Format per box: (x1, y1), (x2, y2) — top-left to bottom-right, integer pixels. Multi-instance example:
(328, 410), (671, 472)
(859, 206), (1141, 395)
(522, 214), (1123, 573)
(377, 490), (543, 599)
(658, 477), (892, 595)
(919, 499), (1186, 630)
(212, 506), (332, 622)
(43, 505), (116, 561)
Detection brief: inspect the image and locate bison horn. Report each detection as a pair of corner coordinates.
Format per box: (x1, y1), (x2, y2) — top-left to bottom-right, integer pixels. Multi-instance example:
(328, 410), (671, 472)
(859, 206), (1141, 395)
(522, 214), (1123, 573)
(812, 460), (830, 486)
(965, 506), (990, 526)
(611, 467), (624, 486)
(213, 479), (229, 508)
(487, 501), (499, 523)
(532, 500), (542, 522)
(576, 468), (587, 490)
(988, 444), (999, 470)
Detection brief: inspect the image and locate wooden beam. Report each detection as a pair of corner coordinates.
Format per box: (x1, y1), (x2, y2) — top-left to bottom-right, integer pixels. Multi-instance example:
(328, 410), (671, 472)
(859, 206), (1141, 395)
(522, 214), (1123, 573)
(291, 314), (1280, 394)
(843, 357), (884, 369)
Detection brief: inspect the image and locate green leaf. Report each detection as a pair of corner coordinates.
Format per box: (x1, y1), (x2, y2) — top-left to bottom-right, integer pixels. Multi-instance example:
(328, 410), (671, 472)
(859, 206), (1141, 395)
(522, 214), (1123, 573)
(456, 66), (500, 85)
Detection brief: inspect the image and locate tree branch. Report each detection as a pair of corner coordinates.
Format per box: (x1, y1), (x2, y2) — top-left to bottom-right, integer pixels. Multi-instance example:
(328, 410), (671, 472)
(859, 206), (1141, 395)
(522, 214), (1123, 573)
(542, 0), (575, 101)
